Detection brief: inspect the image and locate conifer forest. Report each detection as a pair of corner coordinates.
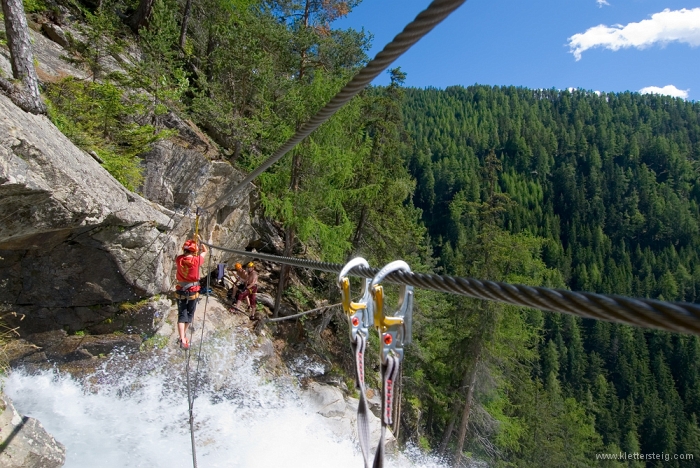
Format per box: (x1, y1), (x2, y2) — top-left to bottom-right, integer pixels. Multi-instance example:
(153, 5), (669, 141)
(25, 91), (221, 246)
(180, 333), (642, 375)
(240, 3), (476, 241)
(2, 0), (700, 465)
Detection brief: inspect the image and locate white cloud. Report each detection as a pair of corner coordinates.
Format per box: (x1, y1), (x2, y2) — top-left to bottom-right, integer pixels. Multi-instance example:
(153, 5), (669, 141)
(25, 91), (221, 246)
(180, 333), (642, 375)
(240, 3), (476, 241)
(639, 85), (689, 99)
(597, 0), (610, 8)
(568, 8), (700, 60)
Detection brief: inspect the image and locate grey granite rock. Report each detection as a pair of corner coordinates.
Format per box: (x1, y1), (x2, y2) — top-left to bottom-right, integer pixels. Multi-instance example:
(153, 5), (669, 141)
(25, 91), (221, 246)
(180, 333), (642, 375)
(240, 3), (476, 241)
(0, 393), (66, 468)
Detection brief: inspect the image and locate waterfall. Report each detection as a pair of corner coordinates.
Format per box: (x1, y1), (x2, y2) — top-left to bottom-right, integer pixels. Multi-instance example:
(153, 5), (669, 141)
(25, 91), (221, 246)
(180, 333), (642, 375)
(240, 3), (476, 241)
(5, 327), (447, 468)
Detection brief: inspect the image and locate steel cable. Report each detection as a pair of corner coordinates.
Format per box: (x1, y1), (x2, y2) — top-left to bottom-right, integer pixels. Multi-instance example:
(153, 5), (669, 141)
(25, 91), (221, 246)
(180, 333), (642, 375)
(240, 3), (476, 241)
(183, 243), (213, 468)
(266, 302), (342, 322)
(202, 0), (468, 211)
(202, 242), (700, 336)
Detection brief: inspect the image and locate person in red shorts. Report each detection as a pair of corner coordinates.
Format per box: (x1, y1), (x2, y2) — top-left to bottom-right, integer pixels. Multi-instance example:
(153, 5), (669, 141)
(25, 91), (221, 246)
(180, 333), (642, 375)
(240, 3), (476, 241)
(235, 262), (258, 318)
(174, 234), (208, 349)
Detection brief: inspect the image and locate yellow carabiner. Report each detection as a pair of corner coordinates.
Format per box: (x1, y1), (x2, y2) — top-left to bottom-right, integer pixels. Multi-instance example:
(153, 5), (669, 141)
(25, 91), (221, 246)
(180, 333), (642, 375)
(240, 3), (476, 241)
(338, 257), (374, 341)
(341, 277), (367, 316)
(371, 284), (403, 333)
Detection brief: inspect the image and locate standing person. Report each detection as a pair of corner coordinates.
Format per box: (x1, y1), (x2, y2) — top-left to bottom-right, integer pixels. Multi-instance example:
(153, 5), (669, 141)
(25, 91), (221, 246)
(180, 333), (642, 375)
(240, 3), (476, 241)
(236, 262), (258, 318)
(227, 263), (248, 309)
(175, 234), (208, 349)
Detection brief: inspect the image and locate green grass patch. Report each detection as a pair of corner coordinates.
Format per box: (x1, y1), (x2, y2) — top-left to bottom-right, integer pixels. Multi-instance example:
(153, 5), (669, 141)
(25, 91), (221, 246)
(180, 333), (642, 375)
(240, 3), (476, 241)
(23, 0), (48, 13)
(118, 297), (152, 314)
(45, 78), (174, 191)
(140, 334), (169, 351)
(0, 320), (19, 376)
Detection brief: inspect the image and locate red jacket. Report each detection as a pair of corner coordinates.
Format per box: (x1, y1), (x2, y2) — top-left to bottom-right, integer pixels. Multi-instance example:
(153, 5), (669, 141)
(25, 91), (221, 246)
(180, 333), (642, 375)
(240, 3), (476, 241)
(175, 254), (204, 291)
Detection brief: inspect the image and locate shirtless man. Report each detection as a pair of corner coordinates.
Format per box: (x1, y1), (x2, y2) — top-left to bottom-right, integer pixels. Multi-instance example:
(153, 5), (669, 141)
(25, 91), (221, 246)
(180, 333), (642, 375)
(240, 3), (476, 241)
(236, 262), (258, 318)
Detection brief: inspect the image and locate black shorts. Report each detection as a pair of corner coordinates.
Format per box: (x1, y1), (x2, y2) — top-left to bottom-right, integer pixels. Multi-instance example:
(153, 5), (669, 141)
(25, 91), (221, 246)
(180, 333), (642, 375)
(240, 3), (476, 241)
(177, 297), (197, 323)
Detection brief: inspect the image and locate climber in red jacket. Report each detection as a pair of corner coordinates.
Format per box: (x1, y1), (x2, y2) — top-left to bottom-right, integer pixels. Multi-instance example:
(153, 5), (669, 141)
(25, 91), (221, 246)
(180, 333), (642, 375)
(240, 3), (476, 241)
(174, 234), (208, 350)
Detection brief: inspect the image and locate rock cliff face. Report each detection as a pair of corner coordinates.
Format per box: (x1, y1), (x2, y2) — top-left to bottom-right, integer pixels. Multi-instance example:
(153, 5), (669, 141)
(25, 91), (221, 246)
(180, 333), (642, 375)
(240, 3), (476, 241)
(0, 92), (256, 335)
(0, 92), (172, 331)
(0, 15), (264, 466)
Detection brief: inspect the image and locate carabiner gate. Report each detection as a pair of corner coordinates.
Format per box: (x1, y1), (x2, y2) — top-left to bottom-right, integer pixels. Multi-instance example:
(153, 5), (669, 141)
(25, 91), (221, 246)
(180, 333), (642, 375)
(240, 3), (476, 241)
(338, 257), (373, 342)
(370, 260), (414, 363)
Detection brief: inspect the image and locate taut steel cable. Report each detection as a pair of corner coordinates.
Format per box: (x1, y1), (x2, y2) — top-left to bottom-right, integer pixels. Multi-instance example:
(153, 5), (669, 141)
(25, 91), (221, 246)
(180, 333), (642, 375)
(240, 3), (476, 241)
(202, 0), (468, 210)
(266, 302), (342, 323)
(203, 242), (700, 336)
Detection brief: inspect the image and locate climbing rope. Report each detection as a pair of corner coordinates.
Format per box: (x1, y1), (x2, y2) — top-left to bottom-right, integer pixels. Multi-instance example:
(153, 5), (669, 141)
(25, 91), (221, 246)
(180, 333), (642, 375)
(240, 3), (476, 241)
(182, 212), (215, 468)
(183, 342), (198, 468)
(201, 0), (468, 211)
(201, 242), (700, 336)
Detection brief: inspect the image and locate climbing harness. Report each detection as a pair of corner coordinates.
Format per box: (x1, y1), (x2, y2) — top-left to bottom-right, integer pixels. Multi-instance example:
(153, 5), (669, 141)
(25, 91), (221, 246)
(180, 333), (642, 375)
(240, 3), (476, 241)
(369, 260), (413, 468)
(338, 258), (374, 468)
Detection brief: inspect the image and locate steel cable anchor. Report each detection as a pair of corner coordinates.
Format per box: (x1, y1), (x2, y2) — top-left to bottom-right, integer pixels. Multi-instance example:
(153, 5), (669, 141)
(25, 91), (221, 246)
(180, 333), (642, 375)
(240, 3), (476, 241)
(371, 260), (413, 365)
(339, 257), (375, 467)
(369, 260), (414, 467)
(339, 257), (374, 345)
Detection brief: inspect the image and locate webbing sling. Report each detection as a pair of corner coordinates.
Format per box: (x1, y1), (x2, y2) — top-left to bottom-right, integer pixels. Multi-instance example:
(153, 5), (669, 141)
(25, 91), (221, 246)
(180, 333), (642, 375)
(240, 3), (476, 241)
(373, 354), (400, 468)
(354, 333), (372, 467)
(339, 258), (374, 468)
(370, 261), (414, 468)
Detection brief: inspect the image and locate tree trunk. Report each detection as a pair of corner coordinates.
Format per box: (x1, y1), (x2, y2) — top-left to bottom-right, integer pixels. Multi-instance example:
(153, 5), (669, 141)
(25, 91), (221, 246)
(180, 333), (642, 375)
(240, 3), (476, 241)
(273, 226), (294, 318)
(298, 0), (310, 80)
(351, 205), (368, 251)
(454, 354), (481, 466)
(438, 355), (477, 456)
(1, 0), (46, 114)
(126, 0), (155, 33)
(178, 0), (193, 50)
(205, 27), (216, 82)
(438, 410), (457, 455)
(274, 139), (303, 316)
(273, 263), (287, 318)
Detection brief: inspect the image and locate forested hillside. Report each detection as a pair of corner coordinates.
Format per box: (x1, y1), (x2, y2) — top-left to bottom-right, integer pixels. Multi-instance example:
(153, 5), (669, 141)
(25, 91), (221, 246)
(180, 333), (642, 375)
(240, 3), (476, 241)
(401, 86), (700, 466)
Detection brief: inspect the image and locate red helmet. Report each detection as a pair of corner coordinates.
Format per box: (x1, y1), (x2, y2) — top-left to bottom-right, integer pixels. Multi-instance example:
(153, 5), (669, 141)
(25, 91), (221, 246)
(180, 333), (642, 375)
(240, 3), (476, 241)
(182, 239), (198, 252)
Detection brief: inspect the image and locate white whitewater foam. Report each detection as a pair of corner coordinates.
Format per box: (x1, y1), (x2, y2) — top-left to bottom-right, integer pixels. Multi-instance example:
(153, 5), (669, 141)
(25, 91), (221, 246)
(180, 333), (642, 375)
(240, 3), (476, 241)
(5, 330), (447, 468)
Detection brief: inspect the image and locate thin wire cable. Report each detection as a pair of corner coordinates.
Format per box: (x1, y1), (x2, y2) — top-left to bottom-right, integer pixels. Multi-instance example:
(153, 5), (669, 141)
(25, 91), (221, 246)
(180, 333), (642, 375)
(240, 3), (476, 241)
(184, 341), (197, 468)
(202, 242), (700, 336)
(191, 252), (212, 404)
(127, 185), (205, 284)
(0, 198), (50, 227)
(267, 302), (342, 322)
(184, 232), (213, 468)
(202, 0), (468, 210)
(124, 207), (183, 283)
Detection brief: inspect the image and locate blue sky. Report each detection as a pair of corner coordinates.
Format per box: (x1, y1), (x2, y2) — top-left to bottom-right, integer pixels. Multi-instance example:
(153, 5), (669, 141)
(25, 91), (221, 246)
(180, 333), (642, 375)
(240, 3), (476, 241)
(336, 0), (700, 100)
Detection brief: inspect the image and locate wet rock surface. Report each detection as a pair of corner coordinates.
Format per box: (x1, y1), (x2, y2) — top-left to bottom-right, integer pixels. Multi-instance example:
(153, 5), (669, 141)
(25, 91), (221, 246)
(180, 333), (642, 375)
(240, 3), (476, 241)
(302, 381), (396, 454)
(0, 393), (66, 468)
